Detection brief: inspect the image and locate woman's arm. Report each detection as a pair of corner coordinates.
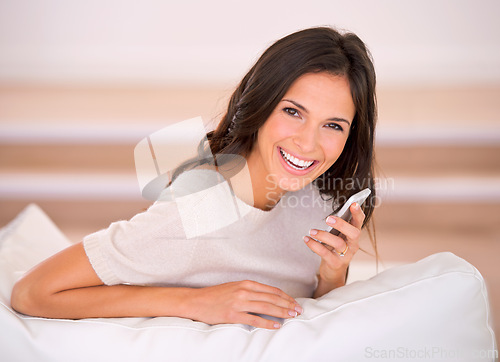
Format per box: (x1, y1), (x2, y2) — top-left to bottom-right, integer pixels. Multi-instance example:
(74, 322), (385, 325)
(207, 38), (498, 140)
(11, 242), (302, 329)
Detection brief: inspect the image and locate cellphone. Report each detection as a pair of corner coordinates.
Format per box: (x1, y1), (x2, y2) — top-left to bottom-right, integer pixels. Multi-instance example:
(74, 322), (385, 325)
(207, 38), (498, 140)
(327, 188), (371, 236)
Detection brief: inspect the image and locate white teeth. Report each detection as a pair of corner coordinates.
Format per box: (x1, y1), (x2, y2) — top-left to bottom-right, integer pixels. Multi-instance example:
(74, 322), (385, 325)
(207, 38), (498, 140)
(280, 148), (314, 170)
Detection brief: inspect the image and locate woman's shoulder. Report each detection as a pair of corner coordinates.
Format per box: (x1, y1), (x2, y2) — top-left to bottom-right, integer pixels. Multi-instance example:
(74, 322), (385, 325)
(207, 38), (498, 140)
(158, 167), (222, 201)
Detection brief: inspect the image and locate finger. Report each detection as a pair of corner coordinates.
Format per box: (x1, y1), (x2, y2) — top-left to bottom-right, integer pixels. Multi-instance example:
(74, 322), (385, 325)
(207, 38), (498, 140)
(303, 236), (338, 262)
(250, 291), (301, 312)
(239, 280), (299, 306)
(311, 230), (350, 262)
(236, 281), (303, 316)
(237, 288), (301, 315)
(349, 202), (366, 229)
(309, 229), (346, 251)
(244, 300), (299, 319)
(325, 216), (361, 241)
(238, 312), (282, 330)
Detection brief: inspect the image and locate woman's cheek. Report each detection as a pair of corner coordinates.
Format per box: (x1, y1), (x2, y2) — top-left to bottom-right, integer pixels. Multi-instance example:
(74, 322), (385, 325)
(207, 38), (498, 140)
(273, 118), (296, 138)
(322, 138), (345, 164)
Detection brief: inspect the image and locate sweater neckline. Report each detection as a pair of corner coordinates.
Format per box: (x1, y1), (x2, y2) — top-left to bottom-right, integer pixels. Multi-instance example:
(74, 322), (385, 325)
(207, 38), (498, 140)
(168, 167), (286, 212)
(164, 168), (311, 234)
(234, 188), (288, 224)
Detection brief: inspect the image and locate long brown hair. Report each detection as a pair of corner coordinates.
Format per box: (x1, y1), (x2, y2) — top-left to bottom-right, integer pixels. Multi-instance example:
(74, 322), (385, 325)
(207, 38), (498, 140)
(206, 26), (377, 229)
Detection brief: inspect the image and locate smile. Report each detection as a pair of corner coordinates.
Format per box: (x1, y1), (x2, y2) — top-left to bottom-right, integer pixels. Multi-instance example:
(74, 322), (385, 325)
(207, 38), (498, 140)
(279, 147), (316, 170)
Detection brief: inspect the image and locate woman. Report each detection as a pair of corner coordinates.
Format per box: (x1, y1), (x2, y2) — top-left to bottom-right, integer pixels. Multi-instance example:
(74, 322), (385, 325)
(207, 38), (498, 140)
(11, 26), (377, 330)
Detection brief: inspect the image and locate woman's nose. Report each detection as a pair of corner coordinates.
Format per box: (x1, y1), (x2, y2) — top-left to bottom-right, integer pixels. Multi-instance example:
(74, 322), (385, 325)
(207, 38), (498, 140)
(293, 124), (317, 153)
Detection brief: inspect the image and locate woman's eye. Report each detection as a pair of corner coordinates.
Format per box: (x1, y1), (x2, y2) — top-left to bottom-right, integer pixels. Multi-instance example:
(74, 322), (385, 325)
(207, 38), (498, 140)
(283, 107), (299, 117)
(326, 123), (344, 132)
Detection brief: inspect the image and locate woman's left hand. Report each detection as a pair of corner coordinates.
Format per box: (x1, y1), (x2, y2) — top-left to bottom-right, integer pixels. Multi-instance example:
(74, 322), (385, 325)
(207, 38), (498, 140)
(304, 202), (365, 297)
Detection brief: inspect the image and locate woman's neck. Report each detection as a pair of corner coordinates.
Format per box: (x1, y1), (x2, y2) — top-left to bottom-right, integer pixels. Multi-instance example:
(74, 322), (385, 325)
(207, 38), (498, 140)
(217, 157), (286, 211)
(245, 157), (287, 212)
(247, 184), (282, 211)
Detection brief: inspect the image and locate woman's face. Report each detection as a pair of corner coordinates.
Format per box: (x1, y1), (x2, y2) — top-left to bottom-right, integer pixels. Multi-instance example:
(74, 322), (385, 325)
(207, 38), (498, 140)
(246, 72), (355, 204)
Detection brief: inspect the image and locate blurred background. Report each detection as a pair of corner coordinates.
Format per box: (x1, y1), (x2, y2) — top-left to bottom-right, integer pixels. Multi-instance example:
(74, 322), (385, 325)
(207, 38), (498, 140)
(0, 0), (499, 341)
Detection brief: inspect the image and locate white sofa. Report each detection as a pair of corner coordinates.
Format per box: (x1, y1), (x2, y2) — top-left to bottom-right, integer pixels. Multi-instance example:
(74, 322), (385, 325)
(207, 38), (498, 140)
(0, 204), (497, 362)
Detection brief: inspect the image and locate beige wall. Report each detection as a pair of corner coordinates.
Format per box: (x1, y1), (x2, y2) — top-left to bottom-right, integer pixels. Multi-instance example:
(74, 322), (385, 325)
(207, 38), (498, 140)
(0, 0), (499, 87)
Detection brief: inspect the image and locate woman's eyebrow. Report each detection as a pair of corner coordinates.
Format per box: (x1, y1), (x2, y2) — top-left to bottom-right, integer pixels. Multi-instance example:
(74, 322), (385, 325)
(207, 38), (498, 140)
(282, 98), (308, 113)
(281, 98), (352, 126)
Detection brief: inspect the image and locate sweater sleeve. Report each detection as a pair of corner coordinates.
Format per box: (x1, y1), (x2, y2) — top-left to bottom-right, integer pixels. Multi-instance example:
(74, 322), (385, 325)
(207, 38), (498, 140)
(82, 199), (195, 286)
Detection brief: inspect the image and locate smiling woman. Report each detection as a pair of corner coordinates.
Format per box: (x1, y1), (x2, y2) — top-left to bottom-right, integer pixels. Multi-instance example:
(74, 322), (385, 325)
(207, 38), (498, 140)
(11, 26), (378, 330)
(207, 27), (377, 217)
(246, 73), (355, 209)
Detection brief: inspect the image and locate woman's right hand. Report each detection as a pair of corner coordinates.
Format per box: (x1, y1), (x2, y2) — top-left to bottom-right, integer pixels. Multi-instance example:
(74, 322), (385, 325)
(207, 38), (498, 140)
(187, 280), (303, 329)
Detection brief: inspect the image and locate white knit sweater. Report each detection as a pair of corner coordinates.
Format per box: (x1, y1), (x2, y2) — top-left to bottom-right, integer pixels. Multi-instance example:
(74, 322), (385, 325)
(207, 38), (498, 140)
(83, 169), (333, 297)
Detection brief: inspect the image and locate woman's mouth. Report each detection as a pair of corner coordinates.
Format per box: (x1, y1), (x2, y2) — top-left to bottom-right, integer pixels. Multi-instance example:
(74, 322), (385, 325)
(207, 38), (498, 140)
(279, 147), (318, 171)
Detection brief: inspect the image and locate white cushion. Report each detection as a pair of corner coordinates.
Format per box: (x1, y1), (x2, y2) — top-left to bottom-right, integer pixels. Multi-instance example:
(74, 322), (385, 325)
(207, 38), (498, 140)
(0, 204), (497, 361)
